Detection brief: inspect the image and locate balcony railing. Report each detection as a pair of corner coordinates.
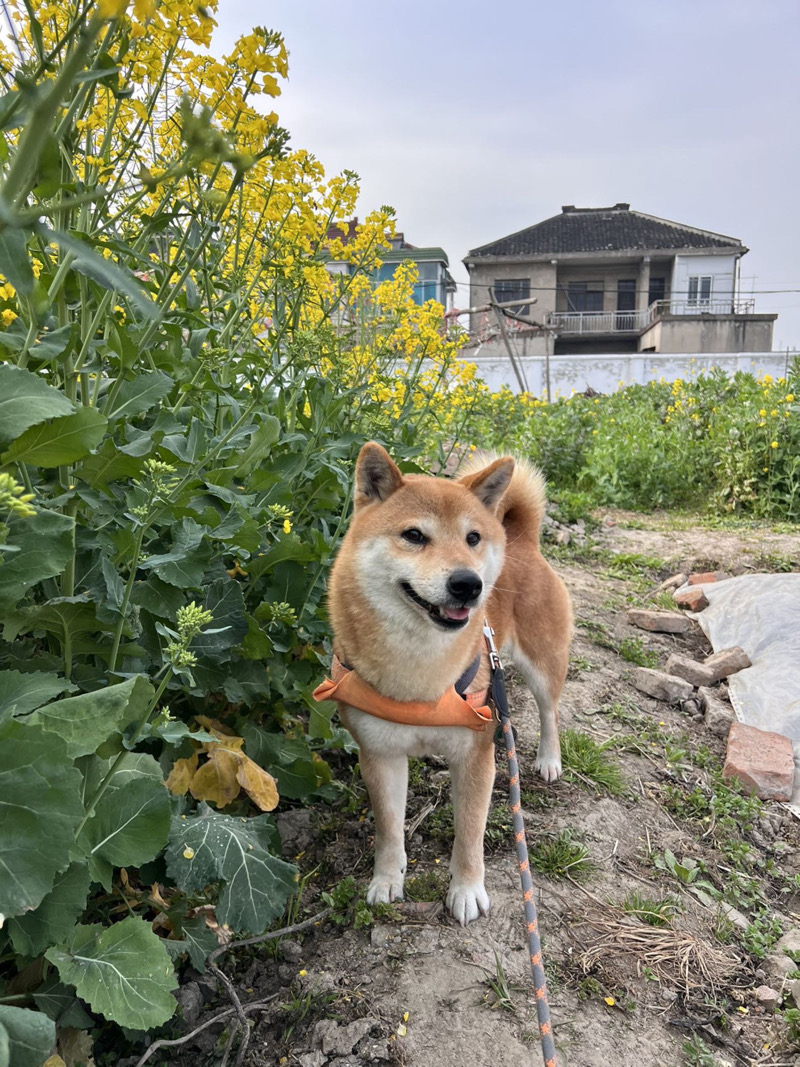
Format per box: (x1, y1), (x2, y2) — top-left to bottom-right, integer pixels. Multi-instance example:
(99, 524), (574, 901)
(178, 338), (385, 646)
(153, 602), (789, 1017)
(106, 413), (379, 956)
(544, 308), (651, 334)
(654, 298), (756, 317)
(545, 298), (758, 334)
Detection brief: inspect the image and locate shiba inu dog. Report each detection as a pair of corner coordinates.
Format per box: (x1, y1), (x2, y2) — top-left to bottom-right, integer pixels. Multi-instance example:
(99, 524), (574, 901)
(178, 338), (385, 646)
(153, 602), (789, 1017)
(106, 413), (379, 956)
(317, 442), (573, 925)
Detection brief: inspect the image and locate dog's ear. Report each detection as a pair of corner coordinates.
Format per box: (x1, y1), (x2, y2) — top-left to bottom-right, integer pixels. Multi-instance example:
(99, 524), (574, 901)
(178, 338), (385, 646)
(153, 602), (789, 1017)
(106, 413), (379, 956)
(460, 456), (514, 512)
(355, 442), (404, 508)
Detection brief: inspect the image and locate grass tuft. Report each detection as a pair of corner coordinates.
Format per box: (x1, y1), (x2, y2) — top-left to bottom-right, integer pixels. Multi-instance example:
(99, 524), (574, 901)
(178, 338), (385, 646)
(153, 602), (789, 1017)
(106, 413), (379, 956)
(622, 891), (680, 927)
(560, 728), (626, 796)
(529, 829), (593, 880)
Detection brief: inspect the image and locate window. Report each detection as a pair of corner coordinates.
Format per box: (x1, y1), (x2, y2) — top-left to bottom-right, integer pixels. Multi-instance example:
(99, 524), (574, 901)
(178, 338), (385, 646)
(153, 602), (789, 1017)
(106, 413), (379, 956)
(493, 278), (530, 315)
(687, 275), (712, 306)
(648, 276), (666, 306)
(617, 279), (636, 312)
(566, 281), (603, 313)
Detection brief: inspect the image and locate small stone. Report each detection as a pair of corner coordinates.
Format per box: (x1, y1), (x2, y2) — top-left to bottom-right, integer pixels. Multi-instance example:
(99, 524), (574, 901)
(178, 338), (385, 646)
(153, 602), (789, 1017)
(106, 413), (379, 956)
(279, 939), (303, 962)
(699, 688), (735, 738)
(299, 1053), (327, 1067)
(626, 608), (692, 633)
(665, 653), (716, 688)
(632, 667), (694, 704)
(723, 722), (795, 801)
(703, 646), (752, 682)
(318, 1018), (376, 1057)
(175, 982), (203, 1026)
(370, 925), (390, 949)
(674, 587), (710, 611)
(658, 572), (688, 591)
(555, 529), (571, 546)
(786, 978), (800, 1010)
(277, 964), (297, 983)
(396, 901), (443, 920)
(682, 698), (704, 721)
(755, 985), (780, 1012)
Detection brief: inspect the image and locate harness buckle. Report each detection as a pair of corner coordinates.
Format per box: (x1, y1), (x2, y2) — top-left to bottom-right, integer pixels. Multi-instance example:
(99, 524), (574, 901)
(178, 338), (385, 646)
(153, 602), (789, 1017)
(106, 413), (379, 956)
(483, 621), (503, 673)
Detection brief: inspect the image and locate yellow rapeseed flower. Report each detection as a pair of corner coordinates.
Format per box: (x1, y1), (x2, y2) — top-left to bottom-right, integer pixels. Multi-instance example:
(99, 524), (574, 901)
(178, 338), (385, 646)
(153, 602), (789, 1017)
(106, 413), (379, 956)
(283, 518), (292, 534)
(771, 441), (778, 449)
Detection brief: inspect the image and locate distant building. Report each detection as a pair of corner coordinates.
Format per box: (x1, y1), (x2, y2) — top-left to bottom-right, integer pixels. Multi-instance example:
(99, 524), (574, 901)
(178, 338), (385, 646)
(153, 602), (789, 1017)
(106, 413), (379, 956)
(326, 219), (456, 308)
(464, 204), (776, 355)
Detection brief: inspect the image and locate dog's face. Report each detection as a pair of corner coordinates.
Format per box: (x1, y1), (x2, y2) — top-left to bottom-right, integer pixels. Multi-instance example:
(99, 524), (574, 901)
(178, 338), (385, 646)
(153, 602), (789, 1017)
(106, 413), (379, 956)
(344, 443), (513, 636)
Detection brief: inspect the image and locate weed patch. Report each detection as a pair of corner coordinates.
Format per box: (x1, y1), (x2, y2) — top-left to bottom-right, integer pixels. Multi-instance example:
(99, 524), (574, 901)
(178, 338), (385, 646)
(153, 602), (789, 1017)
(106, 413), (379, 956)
(560, 729), (626, 796)
(529, 830), (593, 880)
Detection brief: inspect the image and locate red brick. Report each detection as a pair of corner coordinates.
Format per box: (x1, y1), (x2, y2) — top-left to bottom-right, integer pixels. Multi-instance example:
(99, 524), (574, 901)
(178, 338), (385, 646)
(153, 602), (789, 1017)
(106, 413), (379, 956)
(674, 587), (710, 611)
(665, 653), (716, 688)
(632, 668), (694, 703)
(688, 571), (717, 585)
(703, 646), (751, 682)
(626, 609), (692, 633)
(723, 722), (795, 801)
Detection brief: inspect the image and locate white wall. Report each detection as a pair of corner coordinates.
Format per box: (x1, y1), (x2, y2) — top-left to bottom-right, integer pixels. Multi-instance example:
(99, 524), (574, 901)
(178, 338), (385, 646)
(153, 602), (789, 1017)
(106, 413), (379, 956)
(464, 349), (794, 397)
(670, 254), (736, 312)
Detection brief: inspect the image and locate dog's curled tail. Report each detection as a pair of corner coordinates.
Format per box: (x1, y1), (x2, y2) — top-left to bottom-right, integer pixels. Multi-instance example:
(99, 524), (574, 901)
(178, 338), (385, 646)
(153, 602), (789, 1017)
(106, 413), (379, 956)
(460, 450), (547, 542)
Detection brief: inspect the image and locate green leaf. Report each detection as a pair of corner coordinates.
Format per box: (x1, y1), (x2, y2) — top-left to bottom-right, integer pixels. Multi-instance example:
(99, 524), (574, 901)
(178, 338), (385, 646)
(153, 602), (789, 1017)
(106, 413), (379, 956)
(0, 668), (76, 719)
(76, 439), (145, 488)
(0, 364), (73, 446)
(163, 917), (218, 970)
(39, 225), (158, 321)
(166, 808), (298, 934)
(191, 578), (247, 663)
(0, 321), (74, 363)
(139, 517), (210, 587)
(76, 757), (169, 880)
(4, 595), (105, 646)
(33, 976), (93, 1030)
(0, 509), (74, 612)
(233, 416), (281, 475)
(103, 371), (174, 421)
(0, 1006), (55, 1067)
(27, 675), (154, 758)
(1, 405), (107, 467)
(0, 719), (84, 918)
(7, 862), (91, 957)
(46, 917), (177, 1029)
(0, 225), (34, 295)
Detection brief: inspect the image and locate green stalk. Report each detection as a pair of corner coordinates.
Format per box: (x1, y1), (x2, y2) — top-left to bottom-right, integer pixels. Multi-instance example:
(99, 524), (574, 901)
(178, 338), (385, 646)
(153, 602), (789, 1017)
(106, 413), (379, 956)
(107, 518), (149, 674)
(1, 18), (100, 208)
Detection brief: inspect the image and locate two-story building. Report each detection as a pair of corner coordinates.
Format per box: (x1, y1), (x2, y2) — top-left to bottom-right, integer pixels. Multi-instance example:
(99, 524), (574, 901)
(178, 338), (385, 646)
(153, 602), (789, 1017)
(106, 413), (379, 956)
(464, 204), (776, 355)
(326, 219), (456, 308)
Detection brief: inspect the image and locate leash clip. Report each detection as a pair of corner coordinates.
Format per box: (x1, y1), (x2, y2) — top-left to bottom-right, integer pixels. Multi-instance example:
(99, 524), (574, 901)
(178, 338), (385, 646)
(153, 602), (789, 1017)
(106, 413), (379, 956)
(482, 620), (503, 672)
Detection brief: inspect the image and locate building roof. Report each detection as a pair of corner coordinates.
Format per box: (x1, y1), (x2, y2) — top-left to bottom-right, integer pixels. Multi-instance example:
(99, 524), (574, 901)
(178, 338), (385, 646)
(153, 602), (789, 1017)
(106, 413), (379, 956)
(467, 204), (745, 259)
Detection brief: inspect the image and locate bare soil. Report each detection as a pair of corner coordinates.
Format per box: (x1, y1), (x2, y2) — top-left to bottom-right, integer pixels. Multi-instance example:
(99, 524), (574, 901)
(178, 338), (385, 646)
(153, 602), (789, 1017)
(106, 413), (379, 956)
(163, 514), (800, 1067)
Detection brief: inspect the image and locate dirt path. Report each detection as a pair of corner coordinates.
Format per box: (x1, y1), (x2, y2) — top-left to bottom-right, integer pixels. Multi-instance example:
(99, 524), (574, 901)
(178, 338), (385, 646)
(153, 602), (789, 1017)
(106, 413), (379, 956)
(170, 517), (800, 1067)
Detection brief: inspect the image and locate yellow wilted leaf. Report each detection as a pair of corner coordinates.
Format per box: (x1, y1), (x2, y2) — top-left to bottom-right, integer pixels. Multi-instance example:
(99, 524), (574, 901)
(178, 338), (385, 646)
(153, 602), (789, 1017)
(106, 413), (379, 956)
(43, 1058), (67, 1067)
(236, 755), (279, 811)
(194, 714), (235, 736)
(58, 1027), (95, 1067)
(209, 733), (245, 754)
(189, 746), (243, 808)
(165, 751), (199, 795)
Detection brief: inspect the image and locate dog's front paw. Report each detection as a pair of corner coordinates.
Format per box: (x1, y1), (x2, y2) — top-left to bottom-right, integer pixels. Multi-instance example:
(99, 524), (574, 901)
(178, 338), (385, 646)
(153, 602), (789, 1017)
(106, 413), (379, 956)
(367, 874), (405, 905)
(446, 881), (490, 925)
(535, 740), (562, 783)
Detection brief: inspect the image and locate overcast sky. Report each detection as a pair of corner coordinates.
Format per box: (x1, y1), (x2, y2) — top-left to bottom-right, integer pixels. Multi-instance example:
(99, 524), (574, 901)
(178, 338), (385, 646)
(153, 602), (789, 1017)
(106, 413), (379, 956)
(216, 0), (800, 350)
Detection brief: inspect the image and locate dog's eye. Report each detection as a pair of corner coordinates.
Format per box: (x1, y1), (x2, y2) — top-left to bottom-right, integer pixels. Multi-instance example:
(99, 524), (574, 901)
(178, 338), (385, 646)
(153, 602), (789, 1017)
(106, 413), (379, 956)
(401, 528), (426, 545)
(466, 531), (481, 546)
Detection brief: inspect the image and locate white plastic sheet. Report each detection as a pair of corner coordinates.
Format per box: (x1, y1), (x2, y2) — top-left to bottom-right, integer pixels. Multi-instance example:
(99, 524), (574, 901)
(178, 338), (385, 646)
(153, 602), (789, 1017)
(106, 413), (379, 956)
(686, 573), (800, 812)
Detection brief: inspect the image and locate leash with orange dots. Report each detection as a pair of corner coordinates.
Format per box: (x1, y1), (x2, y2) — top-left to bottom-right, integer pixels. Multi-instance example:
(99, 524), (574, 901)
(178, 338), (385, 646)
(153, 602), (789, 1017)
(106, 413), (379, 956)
(484, 623), (557, 1067)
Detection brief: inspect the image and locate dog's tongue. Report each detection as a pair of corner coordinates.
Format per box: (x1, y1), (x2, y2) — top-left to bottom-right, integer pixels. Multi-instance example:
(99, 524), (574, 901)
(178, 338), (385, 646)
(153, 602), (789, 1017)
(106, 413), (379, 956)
(443, 606), (470, 621)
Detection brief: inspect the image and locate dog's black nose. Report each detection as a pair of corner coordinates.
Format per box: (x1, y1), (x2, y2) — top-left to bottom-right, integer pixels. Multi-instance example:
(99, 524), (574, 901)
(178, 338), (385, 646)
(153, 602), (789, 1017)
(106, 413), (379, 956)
(447, 569), (483, 603)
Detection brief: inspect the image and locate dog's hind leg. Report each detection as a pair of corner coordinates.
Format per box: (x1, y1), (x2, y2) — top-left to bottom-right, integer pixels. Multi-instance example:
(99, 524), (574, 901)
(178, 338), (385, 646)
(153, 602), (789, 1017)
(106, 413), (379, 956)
(359, 751), (408, 904)
(446, 732), (495, 924)
(512, 647), (565, 783)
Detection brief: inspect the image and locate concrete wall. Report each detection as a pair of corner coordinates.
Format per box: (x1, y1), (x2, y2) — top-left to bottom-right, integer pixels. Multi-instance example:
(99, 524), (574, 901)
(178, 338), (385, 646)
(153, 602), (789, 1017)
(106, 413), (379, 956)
(467, 261), (556, 333)
(671, 253), (737, 309)
(639, 315), (776, 354)
(459, 340), (793, 396)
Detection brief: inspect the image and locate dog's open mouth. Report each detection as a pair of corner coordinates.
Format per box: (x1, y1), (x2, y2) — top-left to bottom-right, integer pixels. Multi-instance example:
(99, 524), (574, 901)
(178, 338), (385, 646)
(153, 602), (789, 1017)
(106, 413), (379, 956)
(400, 582), (471, 630)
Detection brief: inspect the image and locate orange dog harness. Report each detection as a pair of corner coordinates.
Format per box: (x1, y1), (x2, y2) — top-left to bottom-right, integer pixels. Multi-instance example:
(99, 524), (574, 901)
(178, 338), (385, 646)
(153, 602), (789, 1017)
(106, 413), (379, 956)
(313, 654), (492, 731)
